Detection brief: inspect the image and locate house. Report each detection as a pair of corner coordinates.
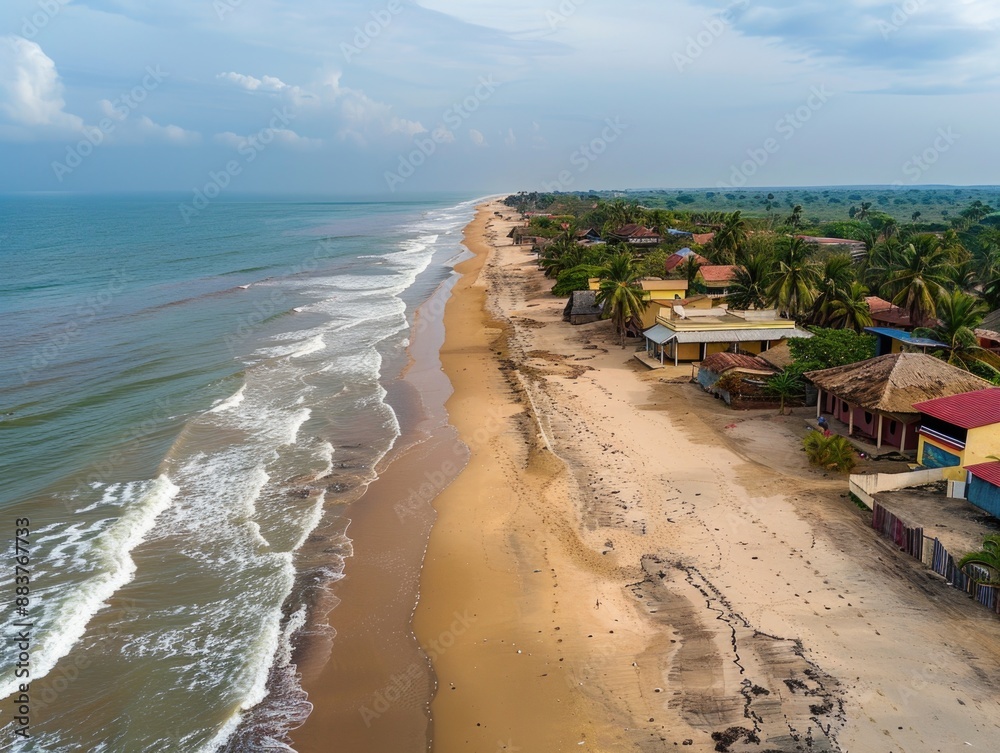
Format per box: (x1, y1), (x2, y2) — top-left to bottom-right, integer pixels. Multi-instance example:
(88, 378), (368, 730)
(964, 462), (1000, 517)
(863, 297), (938, 332)
(691, 232), (715, 246)
(574, 227), (603, 243)
(696, 265), (739, 298)
(757, 340), (794, 372)
(642, 307), (811, 366)
(805, 353), (990, 453)
(865, 327), (949, 357)
(975, 309), (1000, 349)
(794, 235), (867, 262)
(562, 290), (603, 325)
(697, 352), (778, 405)
(587, 278), (689, 329)
(607, 224), (662, 247)
(914, 387), (1000, 479)
(664, 248), (710, 273)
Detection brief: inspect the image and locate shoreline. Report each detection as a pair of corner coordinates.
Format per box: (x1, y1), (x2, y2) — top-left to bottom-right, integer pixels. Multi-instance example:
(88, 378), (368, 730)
(289, 218), (476, 752)
(415, 200), (1000, 751)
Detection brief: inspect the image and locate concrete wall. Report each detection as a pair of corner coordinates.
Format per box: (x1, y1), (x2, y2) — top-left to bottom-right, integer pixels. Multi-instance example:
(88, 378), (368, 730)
(850, 467), (947, 507)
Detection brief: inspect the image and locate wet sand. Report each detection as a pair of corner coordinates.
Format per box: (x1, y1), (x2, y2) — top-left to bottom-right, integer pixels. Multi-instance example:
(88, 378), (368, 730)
(291, 277), (467, 752)
(415, 201), (1000, 752)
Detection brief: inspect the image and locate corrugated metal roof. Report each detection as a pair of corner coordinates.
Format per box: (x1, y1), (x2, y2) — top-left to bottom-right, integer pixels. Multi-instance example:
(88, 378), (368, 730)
(864, 327), (948, 348)
(805, 353), (990, 415)
(672, 327), (813, 344)
(913, 387), (1000, 429)
(967, 461), (1000, 487)
(643, 324), (675, 345)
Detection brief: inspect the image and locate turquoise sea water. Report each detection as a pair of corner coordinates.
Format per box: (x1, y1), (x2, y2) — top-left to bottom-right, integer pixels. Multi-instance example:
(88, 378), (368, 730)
(0, 194), (480, 751)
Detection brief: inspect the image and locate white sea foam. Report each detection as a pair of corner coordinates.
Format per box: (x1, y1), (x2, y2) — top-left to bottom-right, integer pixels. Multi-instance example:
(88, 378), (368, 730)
(0, 475), (179, 699)
(289, 334), (325, 358)
(209, 383), (247, 413)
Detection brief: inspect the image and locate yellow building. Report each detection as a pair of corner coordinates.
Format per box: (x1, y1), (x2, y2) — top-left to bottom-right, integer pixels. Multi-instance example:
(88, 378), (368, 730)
(915, 387), (1000, 480)
(642, 307), (812, 366)
(588, 278), (689, 329)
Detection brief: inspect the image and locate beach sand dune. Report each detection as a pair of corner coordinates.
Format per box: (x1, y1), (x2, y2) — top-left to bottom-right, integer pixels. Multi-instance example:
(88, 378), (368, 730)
(415, 201), (1000, 751)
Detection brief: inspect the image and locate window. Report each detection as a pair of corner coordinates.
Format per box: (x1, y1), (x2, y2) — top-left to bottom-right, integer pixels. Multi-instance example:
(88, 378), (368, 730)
(864, 412), (873, 424)
(889, 420), (898, 435)
(842, 401), (849, 413)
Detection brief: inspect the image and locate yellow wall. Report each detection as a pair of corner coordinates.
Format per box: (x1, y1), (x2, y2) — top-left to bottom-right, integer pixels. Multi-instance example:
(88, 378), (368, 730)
(967, 423), (1000, 466)
(639, 305), (660, 329)
(670, 342), (701, 362)
(917, 423), (1000, 480)
(742, 341), (764, 354)
(706, 342), (729, 356)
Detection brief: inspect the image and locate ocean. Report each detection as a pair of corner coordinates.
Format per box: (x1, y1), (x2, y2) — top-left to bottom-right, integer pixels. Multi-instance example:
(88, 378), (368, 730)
(0, 194), (481, 751)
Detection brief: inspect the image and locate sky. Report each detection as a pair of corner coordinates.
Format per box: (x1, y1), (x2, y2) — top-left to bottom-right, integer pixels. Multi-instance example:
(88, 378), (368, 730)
(1, 0), (999, 196)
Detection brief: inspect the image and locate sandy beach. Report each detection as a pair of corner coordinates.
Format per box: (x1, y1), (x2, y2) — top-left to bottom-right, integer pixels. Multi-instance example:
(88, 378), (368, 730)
(414, 201), (1000, 752)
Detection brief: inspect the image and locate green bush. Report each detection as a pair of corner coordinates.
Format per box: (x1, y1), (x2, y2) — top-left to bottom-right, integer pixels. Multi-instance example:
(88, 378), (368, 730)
(803, 430), (856, 472)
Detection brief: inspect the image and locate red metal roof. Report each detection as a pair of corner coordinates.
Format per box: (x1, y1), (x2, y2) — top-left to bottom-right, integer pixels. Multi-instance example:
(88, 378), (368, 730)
(913, 387), (1000, 429)
(966, 461), (1000, 487)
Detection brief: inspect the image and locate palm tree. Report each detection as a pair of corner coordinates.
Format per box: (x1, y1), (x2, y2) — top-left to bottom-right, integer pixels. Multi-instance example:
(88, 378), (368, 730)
(767, 371), (802, 415)
(825, 282), (873, 332)
(539, 235), (582, 278)
(958, 534), (1000, 585)
(727, 253), (775, 310)
(912, 290), (1000, 377)
(809, 254), (856, 325)
(856, 201), (872, 221)
(785, 204), (804, 229)
(885, 235), (951, 324)
(597, 252), (647, 347)
(767, 237), (819, 318)
(711, 211), (749, 264)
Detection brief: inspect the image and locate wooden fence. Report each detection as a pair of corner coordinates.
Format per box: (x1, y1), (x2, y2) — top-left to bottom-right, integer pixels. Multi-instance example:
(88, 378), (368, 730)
(871, 501), (1000, 616)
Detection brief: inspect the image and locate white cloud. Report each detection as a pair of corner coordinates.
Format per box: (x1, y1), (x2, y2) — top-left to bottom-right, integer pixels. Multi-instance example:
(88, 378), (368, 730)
(469, 128), (487, 147)
(91, 99), (200, 145)
(0, 35), (84, 135)
(218, 69), (424, 144)
(503, 127), (516, 147)
(214, 128), (322, 150)
(322, 72), (425, 142)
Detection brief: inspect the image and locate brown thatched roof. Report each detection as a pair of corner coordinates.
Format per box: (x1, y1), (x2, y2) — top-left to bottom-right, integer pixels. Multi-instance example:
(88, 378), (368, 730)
(803, 353), (991, 415)
(700, 352), (776, 375)
(758, 340), (794, 370)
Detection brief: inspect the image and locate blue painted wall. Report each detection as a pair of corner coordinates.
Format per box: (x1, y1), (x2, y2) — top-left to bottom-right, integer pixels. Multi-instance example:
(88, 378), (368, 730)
(968, 476), (1000, 519)
(922, 442), (961, 469)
